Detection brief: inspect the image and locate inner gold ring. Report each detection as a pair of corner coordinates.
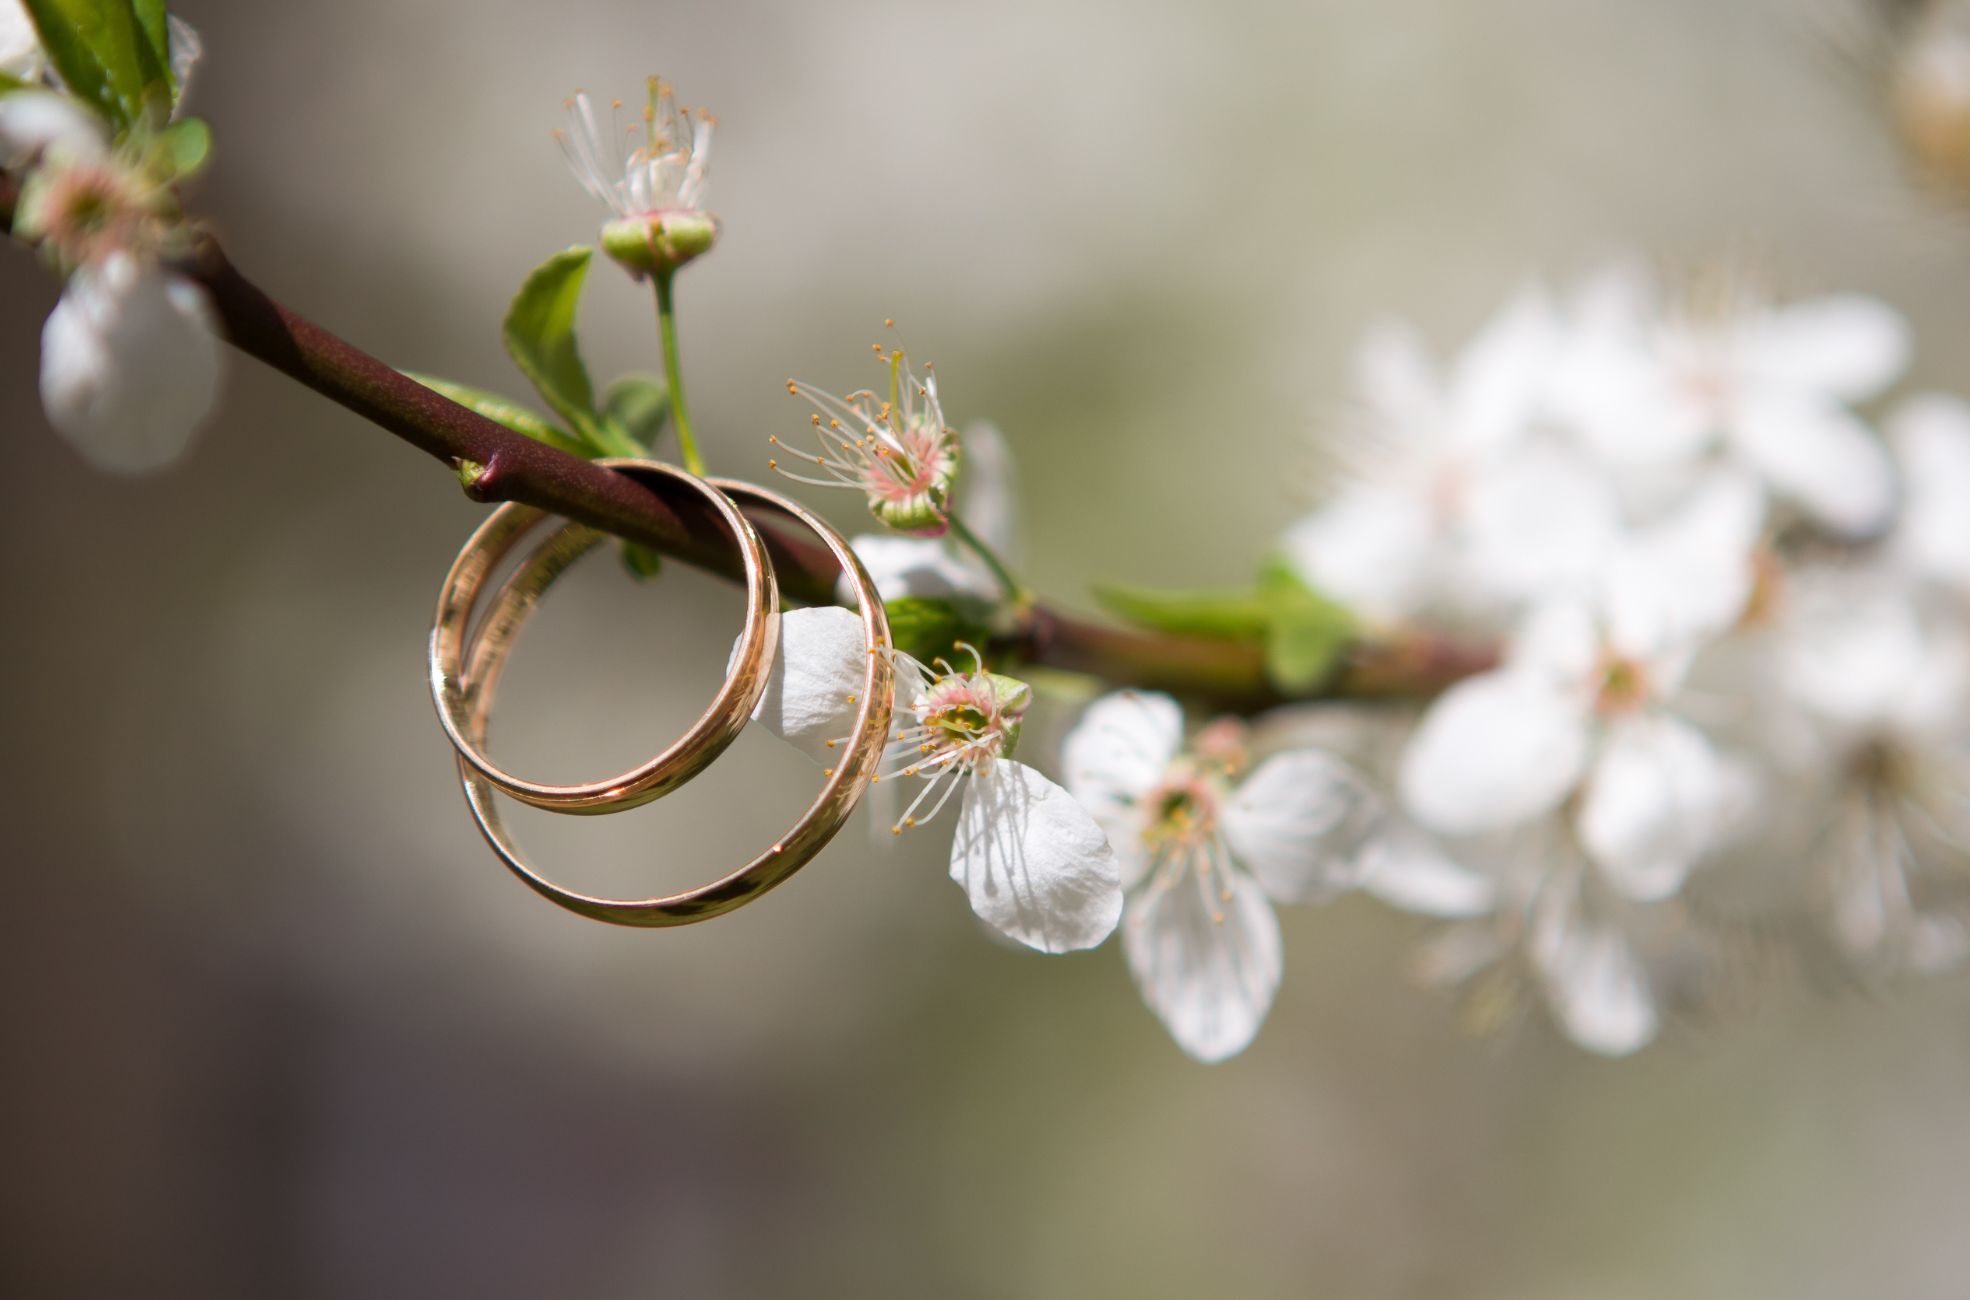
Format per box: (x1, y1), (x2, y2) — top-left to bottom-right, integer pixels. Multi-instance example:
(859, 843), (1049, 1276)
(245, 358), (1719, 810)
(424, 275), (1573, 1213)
(452, 476), (895, 926)
(429, 459), (778, 813)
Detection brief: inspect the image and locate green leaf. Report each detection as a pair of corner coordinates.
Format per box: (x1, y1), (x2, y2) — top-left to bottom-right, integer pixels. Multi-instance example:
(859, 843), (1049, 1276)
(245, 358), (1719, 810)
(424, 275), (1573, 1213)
(602, 374), (670, 450)
(154, 115), (210, 178)
(0, 72), (28, 94)
(502, 247), (606, 446)
(22, 0), (167, 128)
(884, 596), (980, 665)
(1093, 583), (1270, 639)
(405, 372), (588, 457)
(130, 0), (173, 103)
(1097, 562), (1357, 693)
(1256, 560), (1356, 692)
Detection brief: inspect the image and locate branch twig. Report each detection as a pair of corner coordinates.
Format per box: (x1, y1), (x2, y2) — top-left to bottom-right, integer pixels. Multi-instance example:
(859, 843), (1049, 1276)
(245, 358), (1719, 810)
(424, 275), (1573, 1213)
(3, 174), (1493, 706)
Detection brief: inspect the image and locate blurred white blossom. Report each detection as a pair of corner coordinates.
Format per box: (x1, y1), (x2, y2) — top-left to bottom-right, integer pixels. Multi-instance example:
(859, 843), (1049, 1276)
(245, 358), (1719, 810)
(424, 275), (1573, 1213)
(1270, 259), (1970, 1053)
(4, 28), (220, 473)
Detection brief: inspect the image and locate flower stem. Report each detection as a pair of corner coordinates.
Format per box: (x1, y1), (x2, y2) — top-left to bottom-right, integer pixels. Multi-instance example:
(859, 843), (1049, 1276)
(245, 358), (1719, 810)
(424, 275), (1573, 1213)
(653, 268), (705, 476)
(948, 512), (1030, 609)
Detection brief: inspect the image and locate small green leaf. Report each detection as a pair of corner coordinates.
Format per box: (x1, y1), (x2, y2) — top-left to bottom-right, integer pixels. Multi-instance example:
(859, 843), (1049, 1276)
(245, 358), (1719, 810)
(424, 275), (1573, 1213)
(1098, 562), (1357, 694)
(154, 115), (210, 178)
(22, 0), (165, 128)
(602, 374), (670, 450)
(502, 247), (606, 446)
(1093, 583), (1270, 639)
(0, 72), (29, 94)
(884, 596), (981, 664)
(1256, 560), (1356, 692)
(619, 543), (664, 581)
(406, 372), (588, 457)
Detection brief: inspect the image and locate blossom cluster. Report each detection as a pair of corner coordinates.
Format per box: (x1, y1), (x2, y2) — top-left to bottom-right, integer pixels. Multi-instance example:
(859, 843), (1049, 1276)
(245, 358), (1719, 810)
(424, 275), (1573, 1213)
(1279, 263), (1970, 1055)
(769, 263), (1970, 1062)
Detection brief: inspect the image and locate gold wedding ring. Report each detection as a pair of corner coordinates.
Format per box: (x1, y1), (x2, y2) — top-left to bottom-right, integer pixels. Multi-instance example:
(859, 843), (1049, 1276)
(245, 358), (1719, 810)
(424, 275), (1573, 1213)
(432, 463), (894, 926)
(430, 460), (778, 813)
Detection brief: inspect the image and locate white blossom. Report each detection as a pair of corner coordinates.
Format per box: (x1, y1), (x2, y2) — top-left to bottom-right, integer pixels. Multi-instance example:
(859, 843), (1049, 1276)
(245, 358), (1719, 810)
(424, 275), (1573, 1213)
(1399, 474), (1762, 903)
(2, 89), (220, 472)
(1776, 572), (1970, 972)
(1061, 692), (1371, 1062)
(555, 79), (711, 222)
(1550, 263), (1907, 536)
(844, 421), (1018, 607)
(775, 348), (961, 536)
(39, 249), (220, 472)
(751, 607), (1122, 954)
(1282, 290), (1573, 625)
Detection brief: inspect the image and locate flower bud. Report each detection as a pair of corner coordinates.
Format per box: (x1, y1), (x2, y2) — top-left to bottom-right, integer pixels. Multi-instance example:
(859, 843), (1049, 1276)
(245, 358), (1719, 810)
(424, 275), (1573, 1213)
(599, 210), (719, 278)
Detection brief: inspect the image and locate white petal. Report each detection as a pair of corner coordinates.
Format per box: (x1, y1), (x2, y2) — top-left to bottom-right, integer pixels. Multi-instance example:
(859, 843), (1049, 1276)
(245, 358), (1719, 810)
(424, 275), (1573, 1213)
(1577, 715), (1726, 901)
(1352, 317), (1438, 427)
(1123, 859), (1282, 1062)
(1888, 393), (1970, 592)
(747, 605), (868, 765)
(949, 760), (1122, 953)
(0, 2), (43, 81)
(1604, 470), (1762, 657)
(1356, 830), (1497, 917)
(1220, 749), (1370, 903)
(1448, 286), (1560, 448)
(1732, 387), (1896, 537)
(1061, 689), (1183, 824)
(1459, 443), (1620, 606)
(1279, 489), (1438, 625)
(1781, 581), (1928, 729)
(955, 420), (1020, 559)
(1746, 295), (1910, 403)
(40, 256), (219, 473)
(1399, 670), (1590, 836)
(840, 533), (996, 606)
(1413, 920), (1508, 985)
(1510, 602), (1601, 684)
(1530, 897), (1658, 1056)
(0, 89), (109, 167)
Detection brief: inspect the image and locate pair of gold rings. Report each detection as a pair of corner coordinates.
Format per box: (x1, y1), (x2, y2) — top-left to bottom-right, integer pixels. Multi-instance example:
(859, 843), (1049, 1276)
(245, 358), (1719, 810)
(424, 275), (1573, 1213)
(428, 460), (894, 926)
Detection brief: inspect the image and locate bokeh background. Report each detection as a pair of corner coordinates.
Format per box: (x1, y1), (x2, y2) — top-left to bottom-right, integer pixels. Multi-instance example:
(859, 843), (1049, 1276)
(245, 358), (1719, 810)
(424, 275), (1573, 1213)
(6, 0), (1970, 1295)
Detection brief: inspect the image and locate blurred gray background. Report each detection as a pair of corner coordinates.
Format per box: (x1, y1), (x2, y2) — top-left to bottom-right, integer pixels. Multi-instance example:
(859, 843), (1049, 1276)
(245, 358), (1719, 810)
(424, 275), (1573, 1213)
(5, 0), (1970, 1296)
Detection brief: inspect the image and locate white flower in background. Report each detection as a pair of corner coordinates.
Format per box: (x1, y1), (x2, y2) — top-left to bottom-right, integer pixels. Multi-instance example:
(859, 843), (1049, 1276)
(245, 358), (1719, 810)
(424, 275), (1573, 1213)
(775, 348), (961, 536)
(1779, 573), (1970, 972)
(556, 78), (716, 275)
(1550, 262), (1908, 536)
(845, 420), (1018, 608)
(751, 607), (1122, 953)
(39, 248), (219, 472)
(1399, 474), (1762, 903)
(2, 89), (221, 472)
(2, 0), (44, 81)
(1410, 839), (1667, 1057)
(1887, 393), (1970, 595)
(1061, 692), (1372, 1062)
(1281, 291), (1553, 622)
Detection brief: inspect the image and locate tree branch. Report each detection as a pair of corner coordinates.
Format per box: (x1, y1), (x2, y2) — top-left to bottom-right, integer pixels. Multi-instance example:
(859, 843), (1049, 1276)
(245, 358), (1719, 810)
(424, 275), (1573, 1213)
(3, 175), (1492, 706)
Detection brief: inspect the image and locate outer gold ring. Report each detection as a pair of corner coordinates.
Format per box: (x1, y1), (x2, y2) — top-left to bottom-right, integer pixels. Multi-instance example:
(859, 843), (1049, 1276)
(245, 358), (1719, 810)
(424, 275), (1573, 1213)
(429, 459), (779, 814)
(453, 477), (895, 926)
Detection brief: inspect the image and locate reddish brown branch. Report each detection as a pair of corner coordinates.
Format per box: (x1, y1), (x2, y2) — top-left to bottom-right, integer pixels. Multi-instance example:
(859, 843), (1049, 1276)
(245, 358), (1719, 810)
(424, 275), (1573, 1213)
(4, 178), (1490, 706)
